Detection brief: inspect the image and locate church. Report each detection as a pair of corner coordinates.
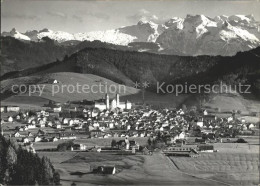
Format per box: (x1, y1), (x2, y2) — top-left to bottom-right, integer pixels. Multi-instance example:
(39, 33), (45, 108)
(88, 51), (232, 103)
(94, 94), (132, 111)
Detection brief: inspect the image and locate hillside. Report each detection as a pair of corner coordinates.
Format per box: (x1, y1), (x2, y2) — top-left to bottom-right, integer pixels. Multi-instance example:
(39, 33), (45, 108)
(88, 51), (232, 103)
(0, 135), (60, 185)
(1, 72), (139, 104)
(0, 37), (130, 76)
(1, 41), (260, 112)
(2, 46), (260, 92)
(2, 72), (259, 114)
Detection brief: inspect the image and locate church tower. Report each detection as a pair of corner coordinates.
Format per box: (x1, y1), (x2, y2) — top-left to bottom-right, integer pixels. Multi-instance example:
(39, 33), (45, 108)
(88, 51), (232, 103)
(106, 94), (109, 110)
(116, 93), (120, 107)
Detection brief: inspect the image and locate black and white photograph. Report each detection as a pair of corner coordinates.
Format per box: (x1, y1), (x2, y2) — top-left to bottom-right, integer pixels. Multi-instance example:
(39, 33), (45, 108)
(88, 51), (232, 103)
(0, 0), (259, 185)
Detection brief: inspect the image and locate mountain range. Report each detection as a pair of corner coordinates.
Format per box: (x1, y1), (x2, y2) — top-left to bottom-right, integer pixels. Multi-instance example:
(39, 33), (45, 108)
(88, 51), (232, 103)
(2, 14), (260, 56)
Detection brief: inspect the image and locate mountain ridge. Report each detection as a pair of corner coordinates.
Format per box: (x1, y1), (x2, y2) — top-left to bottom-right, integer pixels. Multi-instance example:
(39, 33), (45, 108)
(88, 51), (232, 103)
(2, 14), (260, 56)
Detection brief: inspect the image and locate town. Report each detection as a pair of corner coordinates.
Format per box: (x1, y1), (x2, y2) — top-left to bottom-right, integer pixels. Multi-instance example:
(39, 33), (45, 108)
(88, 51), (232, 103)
(1, 92), (259, 185)
(1, 93), (258, 152)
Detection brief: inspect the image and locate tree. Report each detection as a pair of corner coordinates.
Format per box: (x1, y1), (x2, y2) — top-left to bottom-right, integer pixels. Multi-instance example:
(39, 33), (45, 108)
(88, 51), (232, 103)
(182, 104), (187, 112)
(53, 171), (60, 185)
(57, 141), (74, 151)
(147, 138), (152, 147)
(111, 139), (117, 148)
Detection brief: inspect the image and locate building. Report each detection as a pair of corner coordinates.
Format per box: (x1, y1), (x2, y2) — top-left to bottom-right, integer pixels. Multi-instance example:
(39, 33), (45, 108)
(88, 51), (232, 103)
(71, 144), (87, 151)
(53, 106), (62, 113)
(163, 147), (199, 157)
(198, 145), (214, 152)
(36, 110), (49, 117)
(59, 132), (76, 140)
(8, 116), (14, 122)
(1, 106), (20, 113)
(94, 94), (132, 111)
(93, 166), (116, 175)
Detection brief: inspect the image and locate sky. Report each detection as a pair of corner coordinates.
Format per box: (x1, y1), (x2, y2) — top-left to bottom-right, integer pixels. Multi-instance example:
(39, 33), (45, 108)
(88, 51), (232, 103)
(1, 0), (260, 33)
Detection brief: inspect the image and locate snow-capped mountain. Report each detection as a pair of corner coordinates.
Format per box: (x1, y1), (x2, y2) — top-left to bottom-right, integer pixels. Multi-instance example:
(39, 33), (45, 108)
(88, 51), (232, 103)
(157, 14), (260, 56)
(2, 14), (260, 56)
(2, 28), (31, 41)
(118, 20), (165, 42)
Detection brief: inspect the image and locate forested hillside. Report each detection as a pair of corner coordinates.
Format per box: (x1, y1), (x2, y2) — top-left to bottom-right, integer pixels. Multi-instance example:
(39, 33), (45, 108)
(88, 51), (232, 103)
(0, 36), (129, 76)
(2, 46), (260, 96)
(0, 136), (60, 185)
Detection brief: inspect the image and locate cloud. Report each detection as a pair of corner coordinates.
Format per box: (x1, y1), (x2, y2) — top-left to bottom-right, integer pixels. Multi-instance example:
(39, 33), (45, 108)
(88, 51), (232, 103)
(72, 15), (83, 23)
(86, 12), (110, 20)
(127, 9), (159, 23)
(46, 11), (68, 19)
(2, 12), (40, 20)
(71, 12), (110, 23)
(89, 12), (110, 20)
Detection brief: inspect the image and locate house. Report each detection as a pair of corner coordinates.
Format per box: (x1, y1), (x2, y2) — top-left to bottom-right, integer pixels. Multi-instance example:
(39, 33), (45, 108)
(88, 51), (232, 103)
(68, 119), (74, 126)
(1, 106), (20, 113)
(53, 106), (62, 113)
(13, 131), (22, 137)
(51, 137), (59, 142)
(93, 166), (116, 175)
(203, 115), (216, 122)
(34, 136), (42, 142)
(203, 110), (208, 116)
(23, 126), (29, 131)
(22, 137), (30, 143)
(227, 116), (233, 123)
(90, 130), (103, 138)
(27, 124), (36, 129)
(71, 144), (86, 151)
(31, 120), (36, 125)
(62, 118), (69, 125)
(16, 115), (21, 120)
(109, 123), (114, 129)
(59, 132), (76, 140)
(163, 150), (198, 157)
(54, 123), (62, 129)
(93, 122), (100, 128)
(28, 132), (33, 137)
(47, 121), (53, 127)
(36, 110), (49, 117)
(7, 106), (20, 112)
(198, 145), (214, 152)
(8, 116), (14, 122)
(248, 123), (256, 130)
(195, 138), (206, 143)
(196, 121), (203, 128)
(38, 120), (45, 127)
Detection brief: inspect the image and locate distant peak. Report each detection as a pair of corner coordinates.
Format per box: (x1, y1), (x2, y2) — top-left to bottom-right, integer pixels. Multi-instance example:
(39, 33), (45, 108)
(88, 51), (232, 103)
(10, 28), (17, 33)
(137, 19), (156, 26)
(246, 14), (255, 21)
(222, 20), (232, 28)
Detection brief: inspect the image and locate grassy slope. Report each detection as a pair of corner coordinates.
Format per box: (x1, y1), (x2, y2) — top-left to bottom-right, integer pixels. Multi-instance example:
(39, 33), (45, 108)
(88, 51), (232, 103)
(1, 72), (139, 104)
(2, 72), (260, 115)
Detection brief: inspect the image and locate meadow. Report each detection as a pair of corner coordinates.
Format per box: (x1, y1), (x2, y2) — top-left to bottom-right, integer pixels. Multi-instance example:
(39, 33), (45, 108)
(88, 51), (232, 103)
(170, 139), (259, 186)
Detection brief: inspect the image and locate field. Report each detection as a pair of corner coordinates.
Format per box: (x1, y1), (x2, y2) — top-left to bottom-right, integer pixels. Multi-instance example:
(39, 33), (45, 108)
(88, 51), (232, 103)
(38, 151), (225, 186)
(32, 137), (148, 150)
(170, 138), (259, 186)
(36, 137), (259, 186)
